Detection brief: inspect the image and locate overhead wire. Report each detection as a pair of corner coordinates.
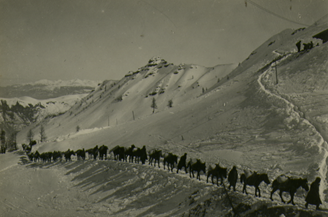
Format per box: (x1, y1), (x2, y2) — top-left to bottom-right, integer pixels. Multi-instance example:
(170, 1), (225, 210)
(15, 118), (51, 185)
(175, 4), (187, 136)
(246, 0), (310, 27)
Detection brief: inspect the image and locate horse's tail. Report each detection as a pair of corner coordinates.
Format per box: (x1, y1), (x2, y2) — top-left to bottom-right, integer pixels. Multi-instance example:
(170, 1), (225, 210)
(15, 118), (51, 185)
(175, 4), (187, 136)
(207, 165), (213, 175)
(240, 173), (246, 183)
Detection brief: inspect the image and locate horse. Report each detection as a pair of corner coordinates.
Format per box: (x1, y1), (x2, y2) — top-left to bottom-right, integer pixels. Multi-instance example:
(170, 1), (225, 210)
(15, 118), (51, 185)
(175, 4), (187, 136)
(98, 145), (108, 160)
(64, 149), (75, 162)
(163, 153), (178, 172)
(125, 144), (136, 162)
(110, 146), (126, 161)
(149, 150), (162, 168)
(177, 153), (188, 174)
(53, 151), (63, 162)
(133, 146), (147, 164)
(33, 151), (40, 162)
(270, 175), (309, 205)
(206, 164), (227, 186)
(86, 145), (99, 160)
(76, 148), (86, 160)
(241, 172), (270, 197)
(27, 152), (34, 161)
(40, 152), (52, 162)
(228, 166), (238, 191)
(188, 159), (206, 181)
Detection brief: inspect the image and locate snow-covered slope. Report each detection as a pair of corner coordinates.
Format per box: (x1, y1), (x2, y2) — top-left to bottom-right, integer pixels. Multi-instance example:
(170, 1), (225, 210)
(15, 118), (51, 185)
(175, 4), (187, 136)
(13, 18), (328, 214)
(19, 58), (236, 138)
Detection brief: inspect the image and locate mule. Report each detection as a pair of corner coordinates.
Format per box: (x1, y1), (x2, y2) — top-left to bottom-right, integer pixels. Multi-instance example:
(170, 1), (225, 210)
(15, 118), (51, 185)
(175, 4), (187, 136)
(133, 146), (147, 164)
(188, 159), (206, 181)
(241, 172), (270, 197)
(270, 175), (309, 205)
(40, 152), (52, 162)
(98, 145), (108, 160)
(163, 153), (178, 172)
(53, 151), (63, 162)
(76, 149), (86, 160)
(64, 149), (75, 162)
(125, 144), (135, 162)
(110, 146), (125, 161)
(149, 150), (162, 168)
(206, 164), (227, 186)
(33, 151), (40, 162)
(177, 153), (188, 174)
(86, 146), (99, 160)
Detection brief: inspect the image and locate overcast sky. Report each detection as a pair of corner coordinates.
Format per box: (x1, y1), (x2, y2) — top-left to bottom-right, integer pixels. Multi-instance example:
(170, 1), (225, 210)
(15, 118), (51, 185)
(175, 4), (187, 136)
(1, 0), (327, 86)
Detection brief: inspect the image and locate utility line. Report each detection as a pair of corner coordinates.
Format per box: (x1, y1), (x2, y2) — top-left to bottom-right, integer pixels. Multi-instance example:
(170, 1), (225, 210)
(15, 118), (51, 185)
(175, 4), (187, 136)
(246, 0), (310, 27)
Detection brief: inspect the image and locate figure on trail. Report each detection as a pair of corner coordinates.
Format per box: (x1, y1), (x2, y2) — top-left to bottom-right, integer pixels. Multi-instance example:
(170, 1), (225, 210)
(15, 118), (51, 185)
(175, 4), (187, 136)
(228, 166), (238, 191)
(296, 40), (301, 52)
(305, 177), (322, 210)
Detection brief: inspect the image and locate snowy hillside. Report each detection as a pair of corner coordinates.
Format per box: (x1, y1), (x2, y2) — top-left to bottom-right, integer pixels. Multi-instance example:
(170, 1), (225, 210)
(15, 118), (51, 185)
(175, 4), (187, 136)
(18, 57), (237, 138)
(8, 17), (328, 215)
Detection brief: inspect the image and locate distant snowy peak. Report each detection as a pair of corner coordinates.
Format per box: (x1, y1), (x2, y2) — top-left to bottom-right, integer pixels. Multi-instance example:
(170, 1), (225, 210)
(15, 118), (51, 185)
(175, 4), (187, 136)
(0, 79), (104, 99)
(26, 79), (101, 88)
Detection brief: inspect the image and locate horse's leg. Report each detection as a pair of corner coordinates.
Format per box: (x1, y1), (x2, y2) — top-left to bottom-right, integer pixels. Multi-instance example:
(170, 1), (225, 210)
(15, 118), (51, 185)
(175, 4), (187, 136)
(258, 187), (261, 197)
(270, 187), (277, 200)
(287, 191), (295, 205)
(279, 190), (285, 203)
(243, 184), (247, 195)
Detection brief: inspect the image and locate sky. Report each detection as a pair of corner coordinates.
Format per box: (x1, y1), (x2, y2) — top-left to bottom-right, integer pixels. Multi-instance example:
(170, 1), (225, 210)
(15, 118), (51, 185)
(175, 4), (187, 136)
(0, 0), (327, 86)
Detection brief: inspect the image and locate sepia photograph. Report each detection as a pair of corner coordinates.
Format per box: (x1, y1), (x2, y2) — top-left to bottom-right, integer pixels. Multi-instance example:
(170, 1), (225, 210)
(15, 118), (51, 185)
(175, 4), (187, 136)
(1, 0), (328, 216)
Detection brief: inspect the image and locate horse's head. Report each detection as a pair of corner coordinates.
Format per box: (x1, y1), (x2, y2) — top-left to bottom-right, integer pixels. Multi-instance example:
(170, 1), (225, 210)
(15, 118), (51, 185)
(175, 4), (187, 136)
(299, 178), (309, 191)
(262, 174), (270, 185)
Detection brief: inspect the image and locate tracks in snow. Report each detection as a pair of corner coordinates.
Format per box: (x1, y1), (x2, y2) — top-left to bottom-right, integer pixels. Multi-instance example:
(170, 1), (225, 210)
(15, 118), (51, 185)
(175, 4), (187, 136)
(257, 55), (328, 207)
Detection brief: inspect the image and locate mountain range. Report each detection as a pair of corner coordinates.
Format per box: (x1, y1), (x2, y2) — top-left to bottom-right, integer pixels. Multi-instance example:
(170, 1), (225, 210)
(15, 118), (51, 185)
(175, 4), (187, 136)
(4, 15), (328, 215)
(0, 79), (102, 99)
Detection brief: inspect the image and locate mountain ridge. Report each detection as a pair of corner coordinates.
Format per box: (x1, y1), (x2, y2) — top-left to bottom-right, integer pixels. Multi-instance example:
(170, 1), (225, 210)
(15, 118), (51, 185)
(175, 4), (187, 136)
(15, 22), (328, 212)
